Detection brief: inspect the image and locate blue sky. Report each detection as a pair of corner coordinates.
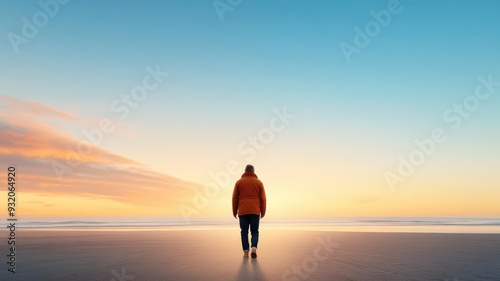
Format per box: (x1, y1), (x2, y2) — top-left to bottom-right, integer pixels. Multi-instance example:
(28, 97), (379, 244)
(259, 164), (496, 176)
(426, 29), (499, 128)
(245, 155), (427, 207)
(1, 0), (499, 217)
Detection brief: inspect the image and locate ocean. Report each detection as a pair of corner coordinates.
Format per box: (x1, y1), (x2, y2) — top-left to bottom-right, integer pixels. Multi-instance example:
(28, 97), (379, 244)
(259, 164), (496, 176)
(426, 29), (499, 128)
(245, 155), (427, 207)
(9, 217), (500, 233)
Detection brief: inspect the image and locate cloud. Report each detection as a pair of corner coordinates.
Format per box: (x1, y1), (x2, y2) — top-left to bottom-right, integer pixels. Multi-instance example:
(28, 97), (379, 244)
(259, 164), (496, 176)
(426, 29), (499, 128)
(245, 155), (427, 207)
(0, 120), (139, 165)
(0, 96), (78, 120)
(0, 96), (199, 216)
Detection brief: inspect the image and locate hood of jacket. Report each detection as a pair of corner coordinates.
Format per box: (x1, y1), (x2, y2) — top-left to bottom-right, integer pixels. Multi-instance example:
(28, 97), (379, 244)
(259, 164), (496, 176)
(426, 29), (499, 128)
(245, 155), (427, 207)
(241, 172), (258, 178)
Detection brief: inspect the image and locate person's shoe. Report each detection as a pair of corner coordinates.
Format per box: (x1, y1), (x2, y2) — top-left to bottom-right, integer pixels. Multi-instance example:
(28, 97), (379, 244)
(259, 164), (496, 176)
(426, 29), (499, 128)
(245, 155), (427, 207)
(243, 251), (249, 258)
(251, 247), (257, 258)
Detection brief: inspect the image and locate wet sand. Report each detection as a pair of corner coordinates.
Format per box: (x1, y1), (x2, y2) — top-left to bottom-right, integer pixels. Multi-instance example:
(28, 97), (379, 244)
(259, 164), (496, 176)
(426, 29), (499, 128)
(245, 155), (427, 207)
(1, 229), (499, 280)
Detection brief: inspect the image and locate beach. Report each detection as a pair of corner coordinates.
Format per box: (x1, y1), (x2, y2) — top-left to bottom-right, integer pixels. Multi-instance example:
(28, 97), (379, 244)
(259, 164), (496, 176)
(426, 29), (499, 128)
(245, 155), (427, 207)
(1, 229), (499, 281)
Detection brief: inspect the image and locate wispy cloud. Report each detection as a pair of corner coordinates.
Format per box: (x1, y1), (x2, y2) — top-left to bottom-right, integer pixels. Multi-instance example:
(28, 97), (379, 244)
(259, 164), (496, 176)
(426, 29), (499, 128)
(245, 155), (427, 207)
(1, 96), (198, 216)
(0, 96), (79, 122)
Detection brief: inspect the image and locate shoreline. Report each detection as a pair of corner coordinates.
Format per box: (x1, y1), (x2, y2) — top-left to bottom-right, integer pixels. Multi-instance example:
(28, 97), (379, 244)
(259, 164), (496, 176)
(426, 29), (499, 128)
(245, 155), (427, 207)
(13, 225), (500, 234)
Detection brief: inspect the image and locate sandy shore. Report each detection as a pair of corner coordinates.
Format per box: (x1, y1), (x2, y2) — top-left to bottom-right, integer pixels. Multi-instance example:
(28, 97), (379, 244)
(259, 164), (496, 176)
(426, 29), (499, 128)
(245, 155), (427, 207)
(1, 229), (499, 280)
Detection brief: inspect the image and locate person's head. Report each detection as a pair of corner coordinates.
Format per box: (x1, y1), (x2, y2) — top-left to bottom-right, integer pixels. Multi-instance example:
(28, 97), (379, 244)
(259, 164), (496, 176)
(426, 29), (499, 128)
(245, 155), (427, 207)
(245, 164), (255, 173)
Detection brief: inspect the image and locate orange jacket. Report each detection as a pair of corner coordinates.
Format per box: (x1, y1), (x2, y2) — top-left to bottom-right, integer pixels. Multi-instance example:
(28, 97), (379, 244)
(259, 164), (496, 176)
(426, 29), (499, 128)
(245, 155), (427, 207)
(232, 172), (266, 217)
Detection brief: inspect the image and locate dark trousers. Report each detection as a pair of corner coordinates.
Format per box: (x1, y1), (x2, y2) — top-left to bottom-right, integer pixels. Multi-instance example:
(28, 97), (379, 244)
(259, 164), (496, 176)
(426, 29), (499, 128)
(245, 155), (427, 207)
(239, 214), (260, 251)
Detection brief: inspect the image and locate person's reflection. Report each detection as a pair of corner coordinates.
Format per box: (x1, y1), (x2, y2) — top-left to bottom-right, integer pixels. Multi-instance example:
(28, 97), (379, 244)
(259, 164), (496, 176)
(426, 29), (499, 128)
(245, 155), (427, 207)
(235, 259), (249, 280)
(235, 258), (267, 281)
(250, 258), (266, 280)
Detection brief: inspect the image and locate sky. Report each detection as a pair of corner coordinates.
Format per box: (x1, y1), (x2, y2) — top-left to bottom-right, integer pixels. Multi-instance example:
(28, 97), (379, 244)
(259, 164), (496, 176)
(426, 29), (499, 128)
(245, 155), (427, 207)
(1, 0), (499, 218)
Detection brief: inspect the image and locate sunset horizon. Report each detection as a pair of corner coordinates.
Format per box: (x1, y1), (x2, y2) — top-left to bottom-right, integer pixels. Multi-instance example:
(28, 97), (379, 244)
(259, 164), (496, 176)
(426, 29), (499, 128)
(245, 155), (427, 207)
(2, 96), (499, 219)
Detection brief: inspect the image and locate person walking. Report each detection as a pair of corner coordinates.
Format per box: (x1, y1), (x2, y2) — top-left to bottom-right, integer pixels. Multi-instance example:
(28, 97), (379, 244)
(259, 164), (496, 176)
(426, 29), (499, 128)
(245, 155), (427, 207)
(232, 164), (267, 258)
